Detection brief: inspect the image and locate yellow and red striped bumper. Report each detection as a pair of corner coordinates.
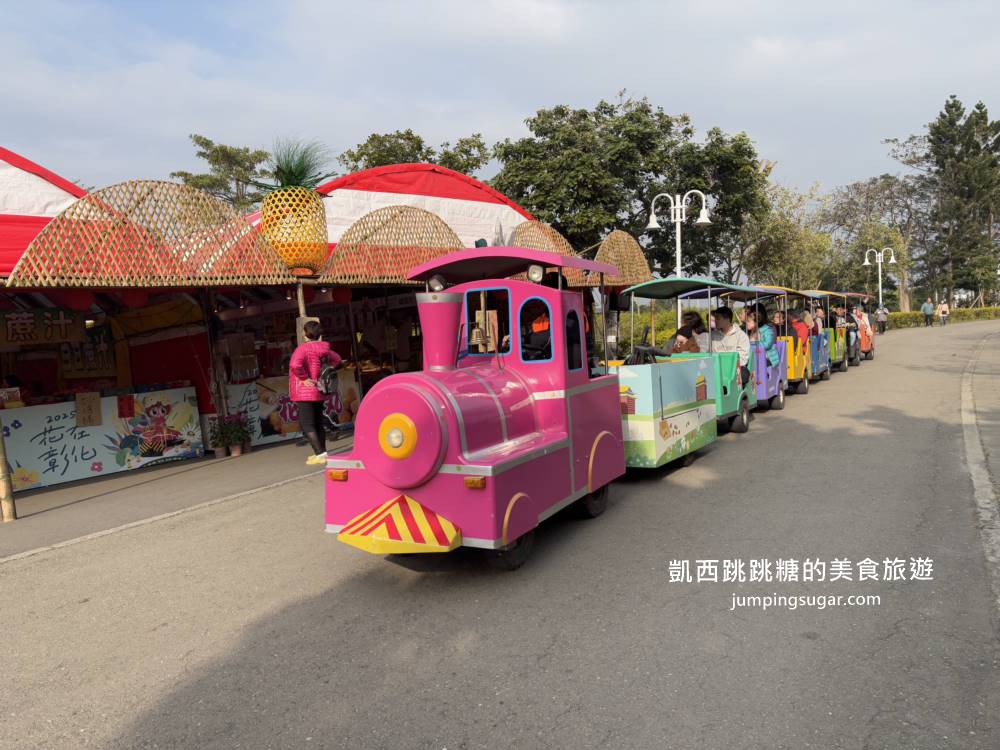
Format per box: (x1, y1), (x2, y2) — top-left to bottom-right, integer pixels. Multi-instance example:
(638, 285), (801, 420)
(337, 495), (462, 554)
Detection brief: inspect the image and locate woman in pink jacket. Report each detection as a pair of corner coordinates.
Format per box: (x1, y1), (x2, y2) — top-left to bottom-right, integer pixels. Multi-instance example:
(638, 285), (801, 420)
(289, 321), (342, 465)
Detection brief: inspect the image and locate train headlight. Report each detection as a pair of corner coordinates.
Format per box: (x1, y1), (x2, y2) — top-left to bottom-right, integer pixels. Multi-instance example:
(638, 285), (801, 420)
(378, 413), (418, 460)
(527, 264), (545, 283)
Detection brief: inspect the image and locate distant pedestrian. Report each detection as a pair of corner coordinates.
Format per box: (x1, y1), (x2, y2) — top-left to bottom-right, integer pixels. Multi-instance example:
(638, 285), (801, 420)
(938, 300), (950, 327)
(875, 304), (889, 335)
(921, 298), (934, 327)
(289, 321), (342, 465)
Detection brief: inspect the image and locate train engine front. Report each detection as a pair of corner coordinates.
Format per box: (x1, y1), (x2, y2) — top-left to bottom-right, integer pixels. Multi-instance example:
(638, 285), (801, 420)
(324, 248), (625, 559)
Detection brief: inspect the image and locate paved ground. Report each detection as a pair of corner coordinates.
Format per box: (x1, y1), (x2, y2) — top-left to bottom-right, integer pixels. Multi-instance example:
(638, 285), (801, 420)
(0, 433), (352, 558)
(2, 322), (999, 749)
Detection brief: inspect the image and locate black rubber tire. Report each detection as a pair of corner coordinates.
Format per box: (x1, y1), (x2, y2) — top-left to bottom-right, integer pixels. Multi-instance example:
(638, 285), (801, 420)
(486, 530), (536, 571)
(837, 358), (848, 372)
(680, 452), (697, 467)
(576, 484), (609, 518)
(849, 354), (860, 367)
(795, 376), (809, 395)
(820, 368), (831, 381)
(866, 348), (875, 361)
(769, 388), (786, 410)
(730, 399), (751, 433)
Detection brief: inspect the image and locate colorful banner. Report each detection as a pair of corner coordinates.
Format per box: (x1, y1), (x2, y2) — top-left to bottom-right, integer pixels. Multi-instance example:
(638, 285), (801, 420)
(226, 370), (359, 446)
(0, 387), (203, 492)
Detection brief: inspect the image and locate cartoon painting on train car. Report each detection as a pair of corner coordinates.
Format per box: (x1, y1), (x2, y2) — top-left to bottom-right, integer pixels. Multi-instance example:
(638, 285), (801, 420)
(617, 359), (716, 468)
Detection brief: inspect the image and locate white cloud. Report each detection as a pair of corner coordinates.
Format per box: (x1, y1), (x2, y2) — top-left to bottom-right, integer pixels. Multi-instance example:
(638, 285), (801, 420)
(2, 0), (999, 193)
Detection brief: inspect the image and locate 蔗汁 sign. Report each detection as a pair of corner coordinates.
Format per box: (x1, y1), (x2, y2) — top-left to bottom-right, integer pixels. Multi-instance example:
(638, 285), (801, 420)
(0, 310), (85, 346)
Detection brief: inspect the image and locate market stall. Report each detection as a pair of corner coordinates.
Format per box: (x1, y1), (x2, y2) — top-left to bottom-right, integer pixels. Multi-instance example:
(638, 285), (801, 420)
(1, 178), (296, 492)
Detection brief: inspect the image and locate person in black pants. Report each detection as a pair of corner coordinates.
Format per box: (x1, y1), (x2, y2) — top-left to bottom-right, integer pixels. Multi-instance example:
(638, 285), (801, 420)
(289, 321), (342, 465)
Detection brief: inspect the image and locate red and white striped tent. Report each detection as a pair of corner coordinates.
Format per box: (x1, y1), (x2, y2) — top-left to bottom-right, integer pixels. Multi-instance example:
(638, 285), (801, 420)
(0, 147), (87, 277)
(248, 162), (534, 252)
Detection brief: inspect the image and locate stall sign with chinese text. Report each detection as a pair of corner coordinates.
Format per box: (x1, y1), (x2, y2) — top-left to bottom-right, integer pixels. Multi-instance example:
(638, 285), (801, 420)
(0, 310), (85, 346)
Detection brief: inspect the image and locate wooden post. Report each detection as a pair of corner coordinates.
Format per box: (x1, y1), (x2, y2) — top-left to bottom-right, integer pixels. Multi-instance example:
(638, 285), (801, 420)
(296, 283), (307, 317)
(650, 299), (656, 346)
(0, 422), (16, 522)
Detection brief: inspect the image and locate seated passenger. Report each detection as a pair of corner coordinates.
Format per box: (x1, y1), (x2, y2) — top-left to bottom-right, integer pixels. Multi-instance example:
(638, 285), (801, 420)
(681, 311), (710, 352)
(789, 310), (811, 343)
(710, 306), (751, 385)
(772, 310), (787, 335)
(802, 309), (815, 334)
(755, 310), (781, 369)
(672, 326), (701, 354)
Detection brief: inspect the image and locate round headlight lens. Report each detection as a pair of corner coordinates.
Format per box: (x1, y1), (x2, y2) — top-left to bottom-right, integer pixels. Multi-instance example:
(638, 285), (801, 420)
(386, 428), (405, 449)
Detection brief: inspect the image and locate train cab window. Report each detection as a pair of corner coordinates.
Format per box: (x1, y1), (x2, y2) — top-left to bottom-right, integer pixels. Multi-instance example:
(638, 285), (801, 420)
(566, 310), (583, 370)
(465, 289), (511, 354)
(519, 298), (552, 362)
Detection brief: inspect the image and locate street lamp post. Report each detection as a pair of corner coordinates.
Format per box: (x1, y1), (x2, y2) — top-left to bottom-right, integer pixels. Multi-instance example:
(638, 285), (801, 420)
(646, 190), (712, 323)
(862, 247), (897, 308)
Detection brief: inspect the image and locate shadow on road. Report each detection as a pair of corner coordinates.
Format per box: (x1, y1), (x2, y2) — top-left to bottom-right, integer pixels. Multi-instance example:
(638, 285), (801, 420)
(110, 400), (1000, 749)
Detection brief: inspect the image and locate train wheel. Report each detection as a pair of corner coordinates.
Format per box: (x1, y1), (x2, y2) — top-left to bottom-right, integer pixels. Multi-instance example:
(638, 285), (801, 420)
(820, 368), (831, 381)
(576, 484), (609, 518)
(795, 376), (809, 395)
(680, 452), (697, 467)
(769, 388), (785, 410)
(730, 399), (751, 433)
(837, 358), (848, 372)
(866, 348), (875, 360)
(487, 530), (536, 571)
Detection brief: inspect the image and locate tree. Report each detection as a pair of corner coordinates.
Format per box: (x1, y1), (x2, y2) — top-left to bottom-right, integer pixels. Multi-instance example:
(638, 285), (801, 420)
(743, 184), (832, 290)
(820, 174), (921, 310)
(491, 94), (769, 277)
(170, 134), (271, 213)
(882, 96), (1000, 304)
(339, 129), (490, 174)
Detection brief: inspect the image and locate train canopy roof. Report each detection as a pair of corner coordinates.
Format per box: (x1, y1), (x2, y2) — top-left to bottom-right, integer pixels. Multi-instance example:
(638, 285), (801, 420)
(754, 284), (824, 300)
(406, 246), (617, 284)
(624, 275), (758, 300)
(801, 289), (848, 300)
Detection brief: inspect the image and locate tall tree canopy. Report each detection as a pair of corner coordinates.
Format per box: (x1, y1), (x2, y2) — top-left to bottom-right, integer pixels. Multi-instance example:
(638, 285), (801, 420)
(491, 95), (769, 279)
(880, 96), (1000, 303)
(339, 129), (489, 175)
(170, 134), (271, 213)
(742, 184), (831, 290)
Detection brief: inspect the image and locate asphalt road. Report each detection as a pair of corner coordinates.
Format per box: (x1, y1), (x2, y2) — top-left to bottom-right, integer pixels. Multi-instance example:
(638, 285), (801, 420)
(2, 322), (1000, 750)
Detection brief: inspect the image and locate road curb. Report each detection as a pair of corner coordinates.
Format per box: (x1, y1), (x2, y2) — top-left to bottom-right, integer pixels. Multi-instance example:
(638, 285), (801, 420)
(961, 331), (1000, 623)
(0, 469), (323, 566)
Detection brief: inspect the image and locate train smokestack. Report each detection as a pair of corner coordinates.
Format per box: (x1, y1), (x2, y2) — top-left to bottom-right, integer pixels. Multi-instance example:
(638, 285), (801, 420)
(417, 292), (463, 370)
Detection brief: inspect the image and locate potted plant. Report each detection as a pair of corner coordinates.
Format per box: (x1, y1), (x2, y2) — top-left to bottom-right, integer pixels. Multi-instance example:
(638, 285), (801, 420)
(208, 418), (228, 459)
(210, 414), (252, 457)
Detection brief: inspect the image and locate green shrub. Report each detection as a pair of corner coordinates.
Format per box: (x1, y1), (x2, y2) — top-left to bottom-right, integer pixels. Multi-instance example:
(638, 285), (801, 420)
(887, 307), (1000, 329)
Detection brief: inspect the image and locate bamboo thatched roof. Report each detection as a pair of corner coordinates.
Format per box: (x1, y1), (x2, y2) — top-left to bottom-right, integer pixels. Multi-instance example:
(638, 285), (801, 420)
(6, 180), (296, 288)
(317, 205), (462, 285)
(582, 230), (652, 288)
(508, 220), (586, 286)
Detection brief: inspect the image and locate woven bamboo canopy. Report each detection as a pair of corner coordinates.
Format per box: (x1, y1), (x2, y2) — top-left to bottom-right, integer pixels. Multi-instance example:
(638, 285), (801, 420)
(583, 230), (652, 288)
(318, 205), (462, 285)
(508, 220), (586, 286)
(7, 180), (296, 288)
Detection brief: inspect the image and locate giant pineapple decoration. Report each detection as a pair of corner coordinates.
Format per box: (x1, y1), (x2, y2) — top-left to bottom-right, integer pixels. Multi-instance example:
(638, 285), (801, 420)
(257, 139), (336, 276)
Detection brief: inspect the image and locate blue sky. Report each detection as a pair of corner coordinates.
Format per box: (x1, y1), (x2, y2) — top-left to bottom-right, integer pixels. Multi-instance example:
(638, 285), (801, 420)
(3, 0), (998, 192)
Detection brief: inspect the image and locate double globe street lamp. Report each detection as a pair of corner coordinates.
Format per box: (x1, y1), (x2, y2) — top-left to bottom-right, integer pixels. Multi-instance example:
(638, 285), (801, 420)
(862, 247), (897, 308)
(646, 190), (712, 320)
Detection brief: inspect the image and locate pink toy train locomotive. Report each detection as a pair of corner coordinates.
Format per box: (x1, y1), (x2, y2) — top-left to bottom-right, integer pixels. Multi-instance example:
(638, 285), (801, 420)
(324, 247), (625, 568)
